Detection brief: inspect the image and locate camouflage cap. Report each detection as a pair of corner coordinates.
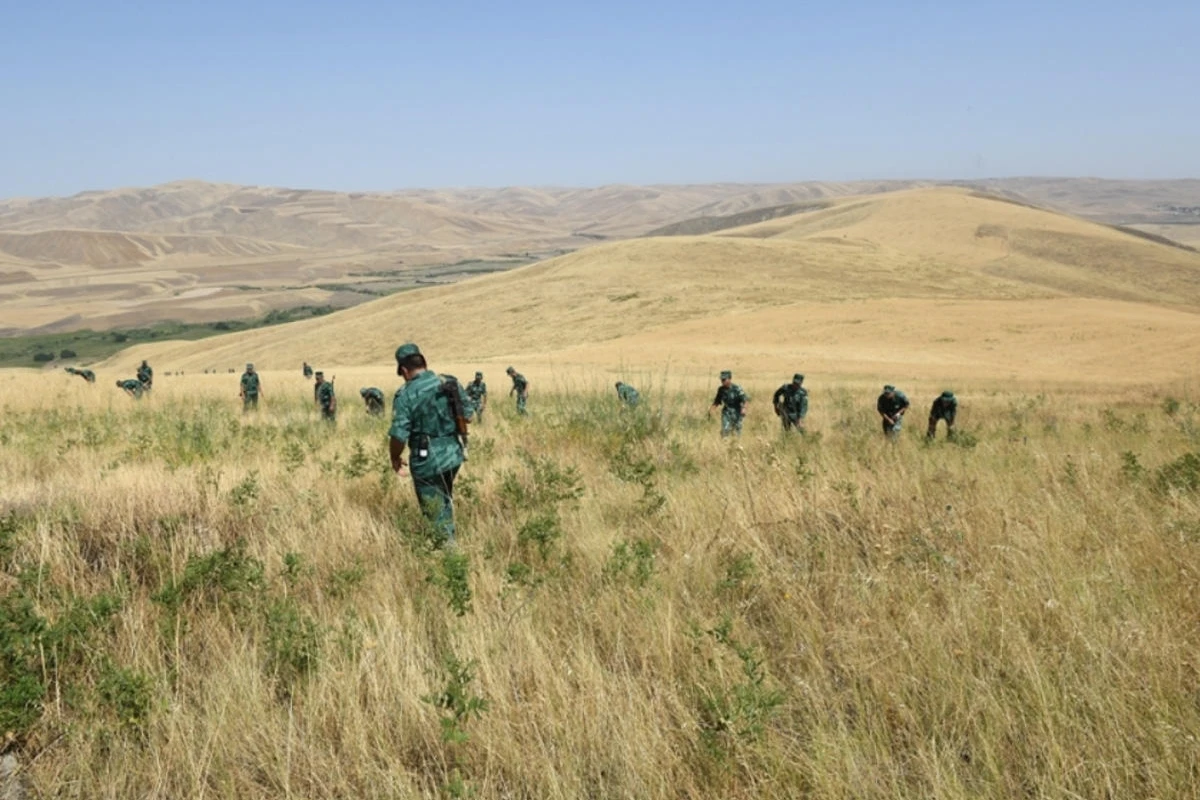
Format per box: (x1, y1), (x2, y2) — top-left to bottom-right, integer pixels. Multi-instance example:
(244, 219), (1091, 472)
(793, 373), (804, 383)
(720, 370), (732, 380)
(883, 384), (895, 392)
(359, 388), (369, 396)
(395, 343), (421, 361)
(506, 366), (515, 373)
(246, 363), (254, 370)
(315, 370), (324, 377)
(941, 390), (955, 398)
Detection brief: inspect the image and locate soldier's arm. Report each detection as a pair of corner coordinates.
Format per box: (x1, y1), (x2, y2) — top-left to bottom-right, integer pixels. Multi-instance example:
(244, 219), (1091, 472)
(389, 436), (407, 472)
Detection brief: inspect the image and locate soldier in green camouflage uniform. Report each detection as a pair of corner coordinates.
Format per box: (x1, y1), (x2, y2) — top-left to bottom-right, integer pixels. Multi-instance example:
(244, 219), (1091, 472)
(239, 363), (262, 411)
(506, 366), (529, 416)
(772, 373), (809, 432)
(709, 370), (749, 437)
(615, 381), (640, 407)
(303, 362), (313, 379)
(314, 371), (336, 422)
(877, 384), (910, 438)
(116, 378), (144, 399)
(136, 360), (153, 392)
(465, 372), (488, 423)
(66, 367), (96, 383)
(360, 387), (386, 416)
(927, 390), (958, 440)
(389, 343), (469, 545)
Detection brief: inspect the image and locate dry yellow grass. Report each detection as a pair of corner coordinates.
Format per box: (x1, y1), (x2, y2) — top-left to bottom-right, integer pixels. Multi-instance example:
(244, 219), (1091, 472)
(105, 188), (1200, 391)
(2, 371), (1199, 798)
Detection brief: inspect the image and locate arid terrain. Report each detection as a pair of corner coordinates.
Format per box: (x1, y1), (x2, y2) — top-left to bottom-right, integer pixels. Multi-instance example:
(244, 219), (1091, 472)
(3, 178), (1198, 335)
(100, 186), (1200, 389)
(3, 180), (1200, 799)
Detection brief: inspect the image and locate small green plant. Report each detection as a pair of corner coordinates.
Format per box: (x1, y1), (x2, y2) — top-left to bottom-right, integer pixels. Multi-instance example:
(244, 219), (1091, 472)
(423, 653), (489, 745)
(343, 440), (371, 478)
(1155, 452), (1200, 493)
(699, 618), (784, 748)
(153, 539), (265, 615)
(1120, 451), (1145, 482)
(282, 439), (306, 473)
(717, 552), (756, 592)
(229, 471), (261, 510)
(282, 551), (307, 586)
(1163, 397), (1181, 416)
(517, 512), (563, 562)
(264, 597), (322, 696)
(603, 537), (659, 588)
(429, 550), (473, 616)
(326, 560), (367, 599)
(97, 661), (154, 734)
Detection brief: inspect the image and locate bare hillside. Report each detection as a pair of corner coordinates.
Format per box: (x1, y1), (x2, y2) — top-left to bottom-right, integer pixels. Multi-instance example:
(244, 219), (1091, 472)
(106, 188), (1200, 385)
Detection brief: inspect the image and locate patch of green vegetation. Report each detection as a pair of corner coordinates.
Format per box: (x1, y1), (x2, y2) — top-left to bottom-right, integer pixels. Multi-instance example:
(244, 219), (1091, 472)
(0, 305), (338, 368)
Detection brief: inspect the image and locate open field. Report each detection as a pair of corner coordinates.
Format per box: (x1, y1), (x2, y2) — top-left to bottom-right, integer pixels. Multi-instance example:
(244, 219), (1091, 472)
(5, 182), (1200, 797)
(1, 371), (1199, 798)
(4, 178), (1200, 334)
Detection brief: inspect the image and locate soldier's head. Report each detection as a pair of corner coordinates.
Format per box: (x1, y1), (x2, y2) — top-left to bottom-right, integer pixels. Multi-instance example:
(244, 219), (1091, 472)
(506, 366), (515, 376)
(115, 380), (122, 388)
(883, 384), (896, 396)
(395, 343), (426, 379)
(615, 381), (623, 389)
(315, 371), (325, 383)
(140, 360), (147, 367)
(360, 388), (369, 398)
(720, 370), (732, 386)
(475, 371), (483, 380)
(793, 373), (804, 386)
(246, 363), (254, 373)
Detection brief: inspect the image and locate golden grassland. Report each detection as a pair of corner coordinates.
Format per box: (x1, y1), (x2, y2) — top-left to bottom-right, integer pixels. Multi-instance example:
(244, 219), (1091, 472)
(102, 188), (1200, 379)
(1, 371), (1199, 798)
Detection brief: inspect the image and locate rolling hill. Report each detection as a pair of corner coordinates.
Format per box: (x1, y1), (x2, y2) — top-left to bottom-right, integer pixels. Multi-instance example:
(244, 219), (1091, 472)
(103, 187), (1200, 386)
(4, 178), (1200, 335)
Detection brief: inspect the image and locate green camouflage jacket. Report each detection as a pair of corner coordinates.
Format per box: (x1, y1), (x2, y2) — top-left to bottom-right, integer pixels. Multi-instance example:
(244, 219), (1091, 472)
(713, 384), (748, 414)
(466, 379), (487, 404)
(772, 383), (808, 417)
(240, 372), (261, 395)
(617, 384), (640, 406)
(317, 381), (335, 412)
(389, 370), (467, 479)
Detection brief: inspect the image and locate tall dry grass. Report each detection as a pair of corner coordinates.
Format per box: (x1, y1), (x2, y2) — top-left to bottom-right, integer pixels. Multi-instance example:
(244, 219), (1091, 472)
(1, 373), (1198, 798)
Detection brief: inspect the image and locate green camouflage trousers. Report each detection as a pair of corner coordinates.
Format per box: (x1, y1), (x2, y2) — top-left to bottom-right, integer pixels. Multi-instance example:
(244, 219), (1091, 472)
(721, 408), (744, 437)
(413, 466), (460, 545)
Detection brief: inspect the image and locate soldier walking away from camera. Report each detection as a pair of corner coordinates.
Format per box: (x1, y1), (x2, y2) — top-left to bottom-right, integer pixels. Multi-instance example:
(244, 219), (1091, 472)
(773, 373), (809, 433)
(927, 390), (958, 440)
(506, 366), (529, 415)
(116, 378), (144, 399)
(360, 387), (386, 416)
(877, 384), (910, 438)
(709, 370), (749, 437)
(137, 360), (153, 391)
(315, 371), (336, 422)
(615, 381), (640, 408)
(390, 343), (470, 546)
(66, 367), (96, 383)
(465, 372), (488, 422)
(240, 363), (262, 411)
(303, 361), (313, 379)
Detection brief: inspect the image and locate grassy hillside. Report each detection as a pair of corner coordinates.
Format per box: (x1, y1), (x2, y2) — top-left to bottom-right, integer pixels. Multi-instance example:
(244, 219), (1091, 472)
(104, 188), (1200, 384)
(1, 373), (1198, 798)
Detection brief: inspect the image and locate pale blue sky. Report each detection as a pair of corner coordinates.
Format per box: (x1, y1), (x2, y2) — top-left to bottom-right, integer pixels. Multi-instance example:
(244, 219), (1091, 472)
(1, 0), (1196, 197)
